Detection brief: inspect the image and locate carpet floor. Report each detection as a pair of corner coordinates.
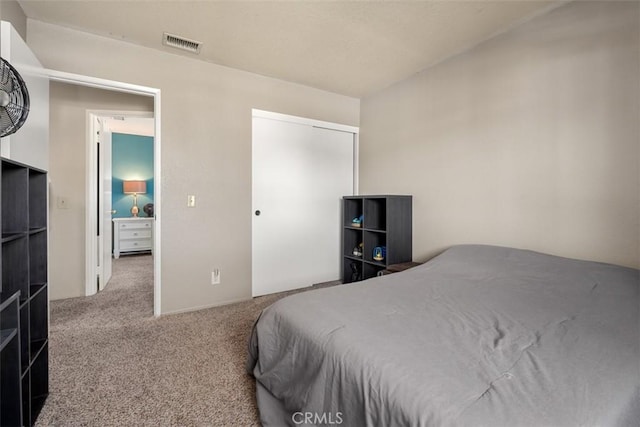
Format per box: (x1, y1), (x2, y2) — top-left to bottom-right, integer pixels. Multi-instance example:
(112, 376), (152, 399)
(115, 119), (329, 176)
(35, 254), (327, 426)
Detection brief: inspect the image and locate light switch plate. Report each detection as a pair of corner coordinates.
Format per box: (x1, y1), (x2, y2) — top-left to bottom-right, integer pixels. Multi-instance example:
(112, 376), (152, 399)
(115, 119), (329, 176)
(187, 195), (196, 207)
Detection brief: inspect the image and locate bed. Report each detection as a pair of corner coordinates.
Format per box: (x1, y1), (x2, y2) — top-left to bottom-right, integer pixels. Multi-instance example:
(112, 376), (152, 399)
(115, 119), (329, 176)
(247, 245), (639, 426)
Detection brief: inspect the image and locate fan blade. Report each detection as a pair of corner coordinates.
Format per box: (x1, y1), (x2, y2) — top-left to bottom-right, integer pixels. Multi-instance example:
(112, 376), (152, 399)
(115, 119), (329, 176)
(0, 109), (17, 138)
(8, 88), (24, 105)
(0, 110), (17, 137)
(0, 67), (14, 93)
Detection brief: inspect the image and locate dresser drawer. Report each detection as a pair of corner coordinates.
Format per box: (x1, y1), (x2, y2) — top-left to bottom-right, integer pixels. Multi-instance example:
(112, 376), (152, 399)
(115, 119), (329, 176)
(120, 229), (152, 240)
(118, 221), (152, 230)
(120, 239), (152, 251)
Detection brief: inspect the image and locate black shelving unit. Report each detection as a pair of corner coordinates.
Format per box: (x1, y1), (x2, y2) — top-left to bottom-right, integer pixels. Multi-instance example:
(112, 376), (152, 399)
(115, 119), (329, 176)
(342, 195), (412, 283)
(0, 158), (48, 427)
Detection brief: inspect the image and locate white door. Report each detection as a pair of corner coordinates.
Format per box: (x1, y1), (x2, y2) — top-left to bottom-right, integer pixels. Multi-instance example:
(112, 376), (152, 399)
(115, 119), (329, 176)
(98, 127), (113, 291)
(252, 111), (356, 297)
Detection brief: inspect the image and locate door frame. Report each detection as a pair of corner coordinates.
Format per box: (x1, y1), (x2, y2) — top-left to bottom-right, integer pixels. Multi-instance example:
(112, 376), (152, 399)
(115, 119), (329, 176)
(87, 110), (154, 294)
(45, 68), (163, 317)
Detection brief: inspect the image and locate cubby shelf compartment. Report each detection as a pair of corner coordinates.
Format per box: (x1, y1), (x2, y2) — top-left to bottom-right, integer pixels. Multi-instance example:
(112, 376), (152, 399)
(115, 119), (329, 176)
(0, 158), (49, 427)
(30, 230), (48, 287)
(342, 195), (412, 283)
(363, 231), (387, 264)
(363, 198), (387, 231)
(343, 227), (363, 258)
(3, 236), (29, 303)
(343, 198), (363, 228)
(363, 263), (387, 280)
(19, 302), (29, 375)
(27, 343), (48, 425)
(2, 162), (29, 235)
(30, 288), (48, 362)
(343, 258), (362, 284)
(28, 170), (47, 231)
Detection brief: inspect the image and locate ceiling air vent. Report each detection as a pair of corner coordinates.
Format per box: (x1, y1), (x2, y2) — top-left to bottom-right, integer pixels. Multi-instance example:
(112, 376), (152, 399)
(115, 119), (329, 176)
(162, 32), (202, 54)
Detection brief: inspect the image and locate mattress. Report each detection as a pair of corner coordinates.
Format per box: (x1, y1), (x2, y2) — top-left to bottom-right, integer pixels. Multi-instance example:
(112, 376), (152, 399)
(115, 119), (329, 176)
(247, 245), (640, 426)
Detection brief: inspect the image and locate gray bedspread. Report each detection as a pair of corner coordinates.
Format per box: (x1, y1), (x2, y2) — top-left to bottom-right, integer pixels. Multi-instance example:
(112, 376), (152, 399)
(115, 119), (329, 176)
(247, 245), (640, 426)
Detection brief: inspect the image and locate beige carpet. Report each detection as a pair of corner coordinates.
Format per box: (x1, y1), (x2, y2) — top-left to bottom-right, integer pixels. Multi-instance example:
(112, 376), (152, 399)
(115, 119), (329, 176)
(36, 254), (329, 426)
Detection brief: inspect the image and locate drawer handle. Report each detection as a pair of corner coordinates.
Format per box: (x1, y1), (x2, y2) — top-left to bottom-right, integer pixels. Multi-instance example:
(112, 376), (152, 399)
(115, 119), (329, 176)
(133, 243), (138, 246)
(133, 232), (138, 236)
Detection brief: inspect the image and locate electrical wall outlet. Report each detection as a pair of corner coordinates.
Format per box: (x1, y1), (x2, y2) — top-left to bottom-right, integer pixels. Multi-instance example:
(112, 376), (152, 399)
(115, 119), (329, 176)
(211, 268), (221, 285)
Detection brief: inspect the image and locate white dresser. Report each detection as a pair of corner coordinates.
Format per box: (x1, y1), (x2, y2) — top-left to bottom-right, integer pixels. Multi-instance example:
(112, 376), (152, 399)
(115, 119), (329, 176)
(113, 217), (154, 259)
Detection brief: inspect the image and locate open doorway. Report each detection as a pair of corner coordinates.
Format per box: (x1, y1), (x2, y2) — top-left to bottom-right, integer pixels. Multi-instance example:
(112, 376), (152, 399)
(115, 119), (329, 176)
(46, 76), (162, 317)
(88, 112), (155, 295)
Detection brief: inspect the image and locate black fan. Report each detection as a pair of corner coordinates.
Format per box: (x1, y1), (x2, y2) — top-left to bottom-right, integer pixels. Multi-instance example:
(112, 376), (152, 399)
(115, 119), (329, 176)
(0, 57), (29, 138)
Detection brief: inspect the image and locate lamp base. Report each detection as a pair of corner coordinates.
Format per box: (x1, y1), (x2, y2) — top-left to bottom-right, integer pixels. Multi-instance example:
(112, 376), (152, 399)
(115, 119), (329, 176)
(131, 205), (139, 217)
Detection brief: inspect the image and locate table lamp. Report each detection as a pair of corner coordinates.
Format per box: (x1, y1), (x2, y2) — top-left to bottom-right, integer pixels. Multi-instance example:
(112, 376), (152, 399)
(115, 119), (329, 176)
(123, 180), (147, 217)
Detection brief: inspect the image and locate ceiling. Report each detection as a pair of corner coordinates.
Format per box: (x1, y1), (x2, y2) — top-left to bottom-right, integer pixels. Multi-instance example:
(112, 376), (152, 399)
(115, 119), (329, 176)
(18, 0), (563, 98)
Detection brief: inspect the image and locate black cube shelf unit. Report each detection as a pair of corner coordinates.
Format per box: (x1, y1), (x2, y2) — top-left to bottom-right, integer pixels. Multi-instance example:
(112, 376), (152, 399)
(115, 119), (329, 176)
(0, 158), (49, 427)
(342, 195), (412, 283)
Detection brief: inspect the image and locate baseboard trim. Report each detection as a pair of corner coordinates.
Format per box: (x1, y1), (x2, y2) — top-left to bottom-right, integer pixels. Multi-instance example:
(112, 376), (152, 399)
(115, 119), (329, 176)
(161, 280), (342, 317)
(161, 297), (252, 316)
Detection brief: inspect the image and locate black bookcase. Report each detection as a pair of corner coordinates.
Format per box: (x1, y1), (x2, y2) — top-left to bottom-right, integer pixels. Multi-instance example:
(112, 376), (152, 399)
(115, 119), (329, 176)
(342, 195), (412, 283)
(0, 158), (48, 427)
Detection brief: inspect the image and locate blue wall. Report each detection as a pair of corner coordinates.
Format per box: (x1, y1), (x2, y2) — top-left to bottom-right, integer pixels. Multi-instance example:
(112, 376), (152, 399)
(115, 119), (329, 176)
(112, 133), (154, 218)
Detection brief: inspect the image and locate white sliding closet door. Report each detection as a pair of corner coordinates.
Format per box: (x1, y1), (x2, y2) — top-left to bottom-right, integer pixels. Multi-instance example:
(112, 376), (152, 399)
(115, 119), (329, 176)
(252, 111), (356, 297)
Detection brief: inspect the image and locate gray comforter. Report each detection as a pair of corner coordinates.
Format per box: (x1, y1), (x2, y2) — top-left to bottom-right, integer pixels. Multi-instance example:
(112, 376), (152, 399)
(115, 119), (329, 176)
(247, 245), (640, 426)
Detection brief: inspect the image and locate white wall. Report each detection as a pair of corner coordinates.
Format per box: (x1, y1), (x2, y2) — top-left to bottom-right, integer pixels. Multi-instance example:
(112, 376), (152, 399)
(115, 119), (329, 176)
(0, 21), (48, 171)
(360, 1), (639, 268)
(27, 20), (360, 312)
(0, 0), (26, 40)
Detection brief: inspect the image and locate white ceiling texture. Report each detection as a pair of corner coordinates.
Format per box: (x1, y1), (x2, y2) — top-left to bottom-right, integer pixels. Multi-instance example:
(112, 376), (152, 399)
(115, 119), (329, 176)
(19, 0), (564, 98)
